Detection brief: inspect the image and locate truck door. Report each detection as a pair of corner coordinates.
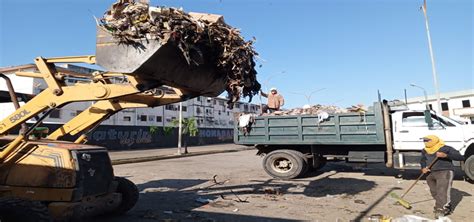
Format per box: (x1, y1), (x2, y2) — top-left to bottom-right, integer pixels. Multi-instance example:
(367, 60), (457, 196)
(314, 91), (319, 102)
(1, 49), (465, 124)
(393, 111), (464, 151)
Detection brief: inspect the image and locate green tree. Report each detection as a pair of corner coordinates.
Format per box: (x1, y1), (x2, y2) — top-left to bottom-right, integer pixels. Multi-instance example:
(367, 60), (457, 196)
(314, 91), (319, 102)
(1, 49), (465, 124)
(164, 117), (199, 153)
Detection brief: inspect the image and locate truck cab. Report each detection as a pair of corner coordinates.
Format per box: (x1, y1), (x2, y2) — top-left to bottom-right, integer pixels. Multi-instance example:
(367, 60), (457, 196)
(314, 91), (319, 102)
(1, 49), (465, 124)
(391, 109), (474, 174)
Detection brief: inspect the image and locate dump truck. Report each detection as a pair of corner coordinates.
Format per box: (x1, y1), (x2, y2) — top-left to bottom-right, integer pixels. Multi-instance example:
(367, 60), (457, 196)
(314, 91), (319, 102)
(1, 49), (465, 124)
(0, 11), (240, 220)
(234, 101), (474, 180)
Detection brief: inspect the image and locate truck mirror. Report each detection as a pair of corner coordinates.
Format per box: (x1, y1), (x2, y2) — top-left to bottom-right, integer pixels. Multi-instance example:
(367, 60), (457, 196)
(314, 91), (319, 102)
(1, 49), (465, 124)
(424, 110), (433, 128)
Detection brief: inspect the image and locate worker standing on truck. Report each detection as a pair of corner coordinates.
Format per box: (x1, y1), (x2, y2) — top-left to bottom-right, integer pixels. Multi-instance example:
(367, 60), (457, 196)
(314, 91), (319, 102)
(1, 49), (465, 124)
(260, 87), (284, 113)
(420, 135), (464, 218)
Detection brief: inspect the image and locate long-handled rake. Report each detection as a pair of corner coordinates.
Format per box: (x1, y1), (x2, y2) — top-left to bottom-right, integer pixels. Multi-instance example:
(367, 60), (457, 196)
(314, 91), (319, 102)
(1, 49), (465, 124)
(390, 157), (438, 209)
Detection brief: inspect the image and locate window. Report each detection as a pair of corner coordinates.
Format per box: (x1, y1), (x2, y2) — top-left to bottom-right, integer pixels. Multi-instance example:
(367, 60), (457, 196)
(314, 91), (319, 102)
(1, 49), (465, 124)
(140, 115), (147, 121)
(401, 112), (455, 127)
(196, 97), (201, 102)
(156, 116), (162, 122)
(462, 100), (471, 108)
(165, 105), (174, 110)
(182, 106), (187, 112)
(441, 102), (449, 111)
(171, 117), (177, 121)
(244, 104), (249, 111)
(196, 107), (201, 114)
(227, 111), (230, 116)
(213, 99), (217, 105)
(148, 115), (155, 122)
(219, 101), (225, 106)
(49, 110), (61, 119)
(123, 116), (131, 122)
(428, 104), (433, 110)
(218, 110), (221, 115)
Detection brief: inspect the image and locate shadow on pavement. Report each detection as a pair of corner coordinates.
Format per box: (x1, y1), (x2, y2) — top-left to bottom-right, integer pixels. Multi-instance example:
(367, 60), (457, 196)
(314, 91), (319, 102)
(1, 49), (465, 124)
(92, 178), (300, 222)
(314, 162), (467, 181)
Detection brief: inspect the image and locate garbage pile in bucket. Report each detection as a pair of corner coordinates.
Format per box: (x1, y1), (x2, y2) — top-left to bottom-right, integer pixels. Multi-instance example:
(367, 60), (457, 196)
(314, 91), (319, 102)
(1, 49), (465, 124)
(100, 0), (260, 105)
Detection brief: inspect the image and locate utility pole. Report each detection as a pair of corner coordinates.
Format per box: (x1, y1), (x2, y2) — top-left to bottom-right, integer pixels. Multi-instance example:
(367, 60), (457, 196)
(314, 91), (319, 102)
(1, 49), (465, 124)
(177, 102), (183, 155)
(421, 0), (441, 113)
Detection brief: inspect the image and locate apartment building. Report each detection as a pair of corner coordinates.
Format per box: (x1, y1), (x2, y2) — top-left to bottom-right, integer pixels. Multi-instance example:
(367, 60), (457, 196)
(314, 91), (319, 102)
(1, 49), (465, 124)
(405, 89), (474, 124)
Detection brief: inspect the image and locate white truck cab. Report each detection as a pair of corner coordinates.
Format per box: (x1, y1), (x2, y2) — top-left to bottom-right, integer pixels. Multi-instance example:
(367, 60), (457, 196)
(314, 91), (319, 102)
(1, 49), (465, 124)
(391, 109), (474, 179)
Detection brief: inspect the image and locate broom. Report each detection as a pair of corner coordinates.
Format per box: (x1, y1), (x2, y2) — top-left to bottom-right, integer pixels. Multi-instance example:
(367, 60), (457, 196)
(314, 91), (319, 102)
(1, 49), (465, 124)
(390, 157), (438, 209)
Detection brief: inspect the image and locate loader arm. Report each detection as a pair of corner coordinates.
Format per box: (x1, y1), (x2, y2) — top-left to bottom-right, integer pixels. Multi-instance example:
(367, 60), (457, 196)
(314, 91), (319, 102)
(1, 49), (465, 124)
(47, 88), (186, 141)
(0, 56), (160, 161)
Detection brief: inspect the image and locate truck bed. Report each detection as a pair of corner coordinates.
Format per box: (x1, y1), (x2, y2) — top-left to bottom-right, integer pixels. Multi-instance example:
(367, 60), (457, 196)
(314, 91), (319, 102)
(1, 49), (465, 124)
(234, 103), (386, 146)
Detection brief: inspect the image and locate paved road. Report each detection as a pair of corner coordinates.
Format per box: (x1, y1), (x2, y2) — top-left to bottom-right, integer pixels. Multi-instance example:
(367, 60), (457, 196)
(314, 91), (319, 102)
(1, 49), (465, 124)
(95, 149), (474, 222)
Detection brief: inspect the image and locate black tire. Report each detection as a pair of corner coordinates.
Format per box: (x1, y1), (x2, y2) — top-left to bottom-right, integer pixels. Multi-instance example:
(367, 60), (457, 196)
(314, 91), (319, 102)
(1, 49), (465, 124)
(309, 156), (327, 171)
(112, 177), (139, 214)
(0, 197), (52, 222)
(263, 149), (307, 179)
(464, 155), (474, 181)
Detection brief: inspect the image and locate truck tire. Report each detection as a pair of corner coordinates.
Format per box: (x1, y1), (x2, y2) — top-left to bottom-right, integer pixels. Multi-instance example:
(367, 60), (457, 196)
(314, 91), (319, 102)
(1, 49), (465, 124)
(112, 177), (139, 214)
(263, 149), (307, 179)
(464, 155), (474, 181)
(0, 197), (52, 222)
(309, 156), (327, 171)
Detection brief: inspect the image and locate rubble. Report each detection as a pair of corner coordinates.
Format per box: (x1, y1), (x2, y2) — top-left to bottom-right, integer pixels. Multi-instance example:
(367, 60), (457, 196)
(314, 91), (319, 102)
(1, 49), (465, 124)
(100, 0), (260, 104)
(261, 103), (370, 116)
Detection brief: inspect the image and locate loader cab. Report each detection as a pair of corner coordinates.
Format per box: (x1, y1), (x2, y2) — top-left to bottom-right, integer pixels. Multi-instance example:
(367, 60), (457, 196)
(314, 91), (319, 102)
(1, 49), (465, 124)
(392, 109), (468, 155)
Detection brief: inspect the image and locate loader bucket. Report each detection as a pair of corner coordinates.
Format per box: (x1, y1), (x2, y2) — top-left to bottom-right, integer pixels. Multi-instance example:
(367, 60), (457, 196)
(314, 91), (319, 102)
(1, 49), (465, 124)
(95, 27), (226, 97)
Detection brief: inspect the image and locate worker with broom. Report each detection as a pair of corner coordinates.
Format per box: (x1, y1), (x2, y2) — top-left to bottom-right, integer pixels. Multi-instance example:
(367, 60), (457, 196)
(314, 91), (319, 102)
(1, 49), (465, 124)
(420, 135), (464, 218)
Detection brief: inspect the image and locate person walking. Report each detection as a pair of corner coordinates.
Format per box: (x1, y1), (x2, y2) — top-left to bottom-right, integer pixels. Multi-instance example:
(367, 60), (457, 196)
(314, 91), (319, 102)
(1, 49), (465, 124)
(420, 135), (464, 218)
(260, 87), (284, 113)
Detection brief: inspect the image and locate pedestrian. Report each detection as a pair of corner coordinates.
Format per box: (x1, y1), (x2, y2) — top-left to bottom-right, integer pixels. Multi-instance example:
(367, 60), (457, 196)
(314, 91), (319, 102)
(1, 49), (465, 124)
(420, 135), (464, 218)
(260, 87), (284, 113)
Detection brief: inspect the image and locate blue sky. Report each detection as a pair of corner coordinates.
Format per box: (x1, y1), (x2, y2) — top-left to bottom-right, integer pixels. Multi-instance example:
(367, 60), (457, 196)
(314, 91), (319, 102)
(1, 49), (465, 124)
(0, 0), (472, 108)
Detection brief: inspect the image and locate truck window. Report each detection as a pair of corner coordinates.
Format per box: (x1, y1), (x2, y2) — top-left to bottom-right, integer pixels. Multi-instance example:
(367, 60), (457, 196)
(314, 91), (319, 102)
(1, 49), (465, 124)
(401, 112), (454, 127)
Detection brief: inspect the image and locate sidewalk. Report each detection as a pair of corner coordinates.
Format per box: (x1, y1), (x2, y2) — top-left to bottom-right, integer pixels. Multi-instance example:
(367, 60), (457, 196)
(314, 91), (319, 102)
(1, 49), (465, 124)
(109, 143), (254, 165)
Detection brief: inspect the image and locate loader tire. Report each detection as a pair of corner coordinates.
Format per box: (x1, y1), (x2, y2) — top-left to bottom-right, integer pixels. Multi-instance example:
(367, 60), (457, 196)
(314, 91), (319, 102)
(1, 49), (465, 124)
(0, 197), (52, 222)
(112, 177), (139, 214)
(464, 155), (474, 181)
(263, 149), (307, 179)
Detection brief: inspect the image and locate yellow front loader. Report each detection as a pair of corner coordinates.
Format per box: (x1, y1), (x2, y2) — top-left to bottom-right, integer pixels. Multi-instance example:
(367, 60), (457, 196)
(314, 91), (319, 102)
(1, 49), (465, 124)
(0, 22), (227, 221)
(0, 56), (199, 221)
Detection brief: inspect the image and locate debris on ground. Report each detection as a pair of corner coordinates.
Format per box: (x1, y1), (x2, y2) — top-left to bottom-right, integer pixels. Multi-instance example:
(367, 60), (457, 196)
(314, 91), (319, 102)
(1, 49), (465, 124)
(262, 187), (283, 195)
(142, 187), (178, 193)
(142, 209), (160, 219)
(195, 197), (213, 204)
(100, 0), (260, 104)
(354, 199), (366, 204)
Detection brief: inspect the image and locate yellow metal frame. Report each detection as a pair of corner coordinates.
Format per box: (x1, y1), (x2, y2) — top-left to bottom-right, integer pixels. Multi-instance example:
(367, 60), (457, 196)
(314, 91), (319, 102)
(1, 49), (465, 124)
(0, 55), (191, 161)
(47, 88), (186, 142)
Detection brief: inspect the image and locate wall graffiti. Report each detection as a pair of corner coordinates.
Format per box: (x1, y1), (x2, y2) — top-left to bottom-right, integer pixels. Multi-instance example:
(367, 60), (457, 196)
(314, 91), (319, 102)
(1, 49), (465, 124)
(34, 124), (235, 150)
(91, 128), (153, 147)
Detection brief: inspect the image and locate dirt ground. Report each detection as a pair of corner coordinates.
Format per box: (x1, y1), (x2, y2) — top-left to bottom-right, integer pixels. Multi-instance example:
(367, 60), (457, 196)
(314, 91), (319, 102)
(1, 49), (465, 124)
(95, 149), (474, 222)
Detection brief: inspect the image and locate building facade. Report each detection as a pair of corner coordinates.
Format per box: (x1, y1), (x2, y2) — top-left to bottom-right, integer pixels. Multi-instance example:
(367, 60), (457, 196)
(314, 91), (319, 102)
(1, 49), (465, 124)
(404, 89), (474, 124)
(0, 64), (260, 149)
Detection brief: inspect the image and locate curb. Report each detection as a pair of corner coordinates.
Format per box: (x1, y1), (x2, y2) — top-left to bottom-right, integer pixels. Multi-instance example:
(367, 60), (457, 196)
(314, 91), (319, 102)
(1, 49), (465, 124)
(111, 147), (253, 165)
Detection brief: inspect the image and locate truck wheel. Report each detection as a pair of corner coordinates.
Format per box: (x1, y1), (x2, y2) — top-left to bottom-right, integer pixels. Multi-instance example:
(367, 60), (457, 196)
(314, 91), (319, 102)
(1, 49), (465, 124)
(309, 156), (327, 171)
(112, 177), (139, 214)
(464, 155), (474, 181)
(0, 197), (52, 222)
(263, 149), (307, 179)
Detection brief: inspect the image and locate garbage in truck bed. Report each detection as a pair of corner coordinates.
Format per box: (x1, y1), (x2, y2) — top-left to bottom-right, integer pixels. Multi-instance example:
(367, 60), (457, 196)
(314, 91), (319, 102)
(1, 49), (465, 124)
(264, 104), (368, 116)
(97, 0), (260, 105)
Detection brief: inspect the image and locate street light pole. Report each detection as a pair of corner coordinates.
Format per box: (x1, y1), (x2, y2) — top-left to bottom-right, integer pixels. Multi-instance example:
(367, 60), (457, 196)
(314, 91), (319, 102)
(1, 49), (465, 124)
(421, 0), (441, 113)
(410, 83), (429, 110)
(177, 102), (183, 155)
